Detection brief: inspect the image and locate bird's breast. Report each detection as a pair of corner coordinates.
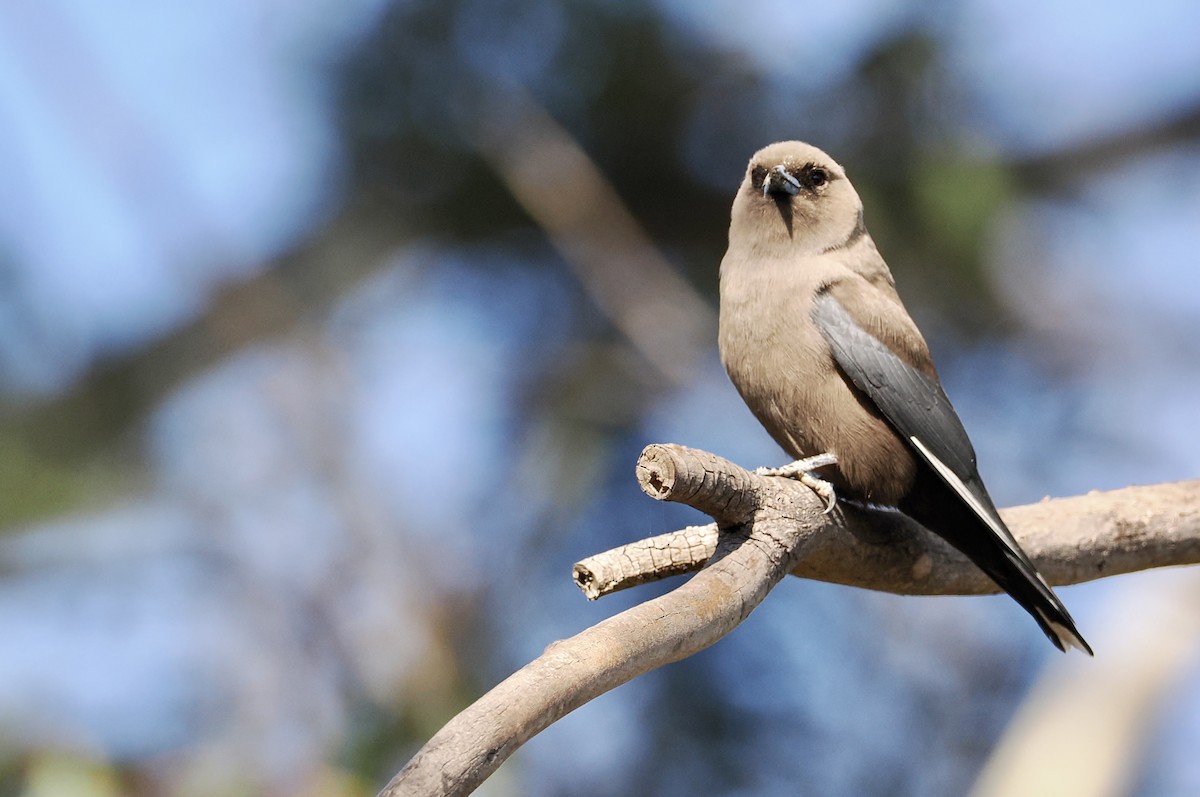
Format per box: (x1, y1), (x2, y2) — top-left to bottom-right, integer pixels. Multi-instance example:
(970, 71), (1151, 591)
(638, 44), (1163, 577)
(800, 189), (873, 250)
(718, 262), (917, 504)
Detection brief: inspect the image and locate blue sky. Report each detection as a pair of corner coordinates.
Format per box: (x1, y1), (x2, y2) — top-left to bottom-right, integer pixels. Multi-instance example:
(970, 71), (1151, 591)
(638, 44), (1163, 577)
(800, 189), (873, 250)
(1, 1), (1199, 794)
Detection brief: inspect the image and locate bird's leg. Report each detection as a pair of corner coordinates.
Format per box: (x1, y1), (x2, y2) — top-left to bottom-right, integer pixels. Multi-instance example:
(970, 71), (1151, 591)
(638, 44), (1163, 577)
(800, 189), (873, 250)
(756, 453), (839, 513)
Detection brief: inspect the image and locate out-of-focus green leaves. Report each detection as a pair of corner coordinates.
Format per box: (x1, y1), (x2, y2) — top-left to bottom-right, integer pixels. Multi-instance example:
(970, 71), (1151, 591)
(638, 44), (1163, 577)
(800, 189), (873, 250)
(18, 754), (120, 797)
(915, 158), (1012, 267)
(0, 434), (130, 529)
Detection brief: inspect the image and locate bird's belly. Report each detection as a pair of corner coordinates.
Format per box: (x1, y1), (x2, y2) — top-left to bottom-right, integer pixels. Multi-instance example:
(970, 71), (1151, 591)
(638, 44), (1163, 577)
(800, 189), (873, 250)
(721, 320), (917, 505)
(816, 387), (918, 505)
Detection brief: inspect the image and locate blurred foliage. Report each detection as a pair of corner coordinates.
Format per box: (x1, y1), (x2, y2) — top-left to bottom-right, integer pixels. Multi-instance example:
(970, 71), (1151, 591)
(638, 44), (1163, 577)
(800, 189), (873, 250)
(2, 1), (1200, 795)
(0, 0), (1155, 477)
(0, 434), (102, 528)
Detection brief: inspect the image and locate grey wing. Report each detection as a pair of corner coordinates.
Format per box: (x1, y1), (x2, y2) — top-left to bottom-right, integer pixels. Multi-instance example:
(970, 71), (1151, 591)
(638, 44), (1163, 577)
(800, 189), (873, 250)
(810, 289), (1012, 540)
(812, 287), (1090, 654)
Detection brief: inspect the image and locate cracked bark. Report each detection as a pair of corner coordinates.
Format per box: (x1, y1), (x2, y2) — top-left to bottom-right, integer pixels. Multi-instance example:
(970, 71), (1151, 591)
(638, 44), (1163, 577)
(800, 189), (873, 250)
(379, 444), (1200, 797)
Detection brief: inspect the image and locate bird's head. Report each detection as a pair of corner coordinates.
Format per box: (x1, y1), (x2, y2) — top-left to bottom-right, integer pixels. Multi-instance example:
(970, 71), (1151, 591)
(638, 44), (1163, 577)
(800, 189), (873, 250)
(730, 141), (864, 256)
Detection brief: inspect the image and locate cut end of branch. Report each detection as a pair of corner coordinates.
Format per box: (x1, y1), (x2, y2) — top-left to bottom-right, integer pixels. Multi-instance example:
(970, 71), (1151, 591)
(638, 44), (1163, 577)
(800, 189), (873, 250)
(637, 444), (677, 499)
(572, 563), (603, 601)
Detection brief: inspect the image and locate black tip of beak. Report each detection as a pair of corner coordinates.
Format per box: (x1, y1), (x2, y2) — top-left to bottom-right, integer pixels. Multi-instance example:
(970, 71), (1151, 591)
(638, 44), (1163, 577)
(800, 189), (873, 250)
(762, 165), (801, 198)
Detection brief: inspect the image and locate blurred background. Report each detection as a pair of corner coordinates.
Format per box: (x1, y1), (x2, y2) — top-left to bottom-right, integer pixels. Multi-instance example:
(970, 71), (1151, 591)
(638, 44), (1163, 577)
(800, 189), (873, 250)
(1, 1), (1199, 795)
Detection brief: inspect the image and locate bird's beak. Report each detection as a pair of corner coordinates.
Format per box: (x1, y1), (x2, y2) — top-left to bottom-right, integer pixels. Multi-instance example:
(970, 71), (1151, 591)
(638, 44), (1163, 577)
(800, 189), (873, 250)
(762, 164), (801, 197)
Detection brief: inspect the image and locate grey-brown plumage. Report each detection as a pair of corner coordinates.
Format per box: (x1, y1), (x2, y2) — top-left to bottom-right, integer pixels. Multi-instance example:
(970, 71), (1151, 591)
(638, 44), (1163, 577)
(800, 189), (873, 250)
(719, 141), (1091, 654)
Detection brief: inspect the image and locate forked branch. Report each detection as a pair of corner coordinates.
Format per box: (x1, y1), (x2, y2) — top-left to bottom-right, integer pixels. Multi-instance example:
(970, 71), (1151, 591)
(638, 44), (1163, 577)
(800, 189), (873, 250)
(380, 444), (1200, 797)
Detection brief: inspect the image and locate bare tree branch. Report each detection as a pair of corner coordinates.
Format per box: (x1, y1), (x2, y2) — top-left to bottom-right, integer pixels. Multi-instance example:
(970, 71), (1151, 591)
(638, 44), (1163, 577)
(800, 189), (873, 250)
(380, 444), (1200, 797)
(471, 88), (716, 386)
(578, 454), (1200, 598)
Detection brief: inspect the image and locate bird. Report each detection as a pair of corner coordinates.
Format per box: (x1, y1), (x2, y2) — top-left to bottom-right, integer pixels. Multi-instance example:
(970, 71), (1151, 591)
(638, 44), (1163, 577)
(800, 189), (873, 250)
(717, 140), (1091, 654)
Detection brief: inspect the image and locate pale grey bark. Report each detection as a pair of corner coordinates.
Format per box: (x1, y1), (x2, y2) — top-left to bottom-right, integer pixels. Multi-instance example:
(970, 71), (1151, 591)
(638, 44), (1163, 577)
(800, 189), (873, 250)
(579, 447), (1200, 598)
(380, 444), (1200, 797)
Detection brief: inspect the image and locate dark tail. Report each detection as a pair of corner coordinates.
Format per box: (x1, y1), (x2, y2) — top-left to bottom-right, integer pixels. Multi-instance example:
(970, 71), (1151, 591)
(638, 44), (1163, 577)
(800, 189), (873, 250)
(899, 469), (1092, 655)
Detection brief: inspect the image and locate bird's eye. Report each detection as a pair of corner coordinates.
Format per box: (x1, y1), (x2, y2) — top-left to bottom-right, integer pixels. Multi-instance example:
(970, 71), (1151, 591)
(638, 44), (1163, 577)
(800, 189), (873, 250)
(808, 167), (829, 188)
(750, 165), (768, 191)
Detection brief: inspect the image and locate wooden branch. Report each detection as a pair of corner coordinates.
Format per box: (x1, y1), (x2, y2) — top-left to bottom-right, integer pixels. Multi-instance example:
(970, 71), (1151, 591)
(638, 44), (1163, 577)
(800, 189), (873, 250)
(380, 444), (1200, 797)
(578, 455), (1200, 598)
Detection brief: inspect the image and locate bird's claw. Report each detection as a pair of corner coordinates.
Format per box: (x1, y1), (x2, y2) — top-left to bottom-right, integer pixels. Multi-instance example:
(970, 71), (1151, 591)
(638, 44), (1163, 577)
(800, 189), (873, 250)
(755, 453), (839, 513)
(802, 473), (838, 514)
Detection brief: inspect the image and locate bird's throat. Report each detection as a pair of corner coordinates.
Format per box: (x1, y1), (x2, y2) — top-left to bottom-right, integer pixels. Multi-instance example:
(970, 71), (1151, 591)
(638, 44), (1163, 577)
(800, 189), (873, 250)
(772, 195), (793, 239)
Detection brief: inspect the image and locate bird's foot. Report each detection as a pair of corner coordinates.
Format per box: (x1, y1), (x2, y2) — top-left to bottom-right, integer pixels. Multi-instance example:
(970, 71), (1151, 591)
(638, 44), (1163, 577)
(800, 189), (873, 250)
(755, 453), (839, 513)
